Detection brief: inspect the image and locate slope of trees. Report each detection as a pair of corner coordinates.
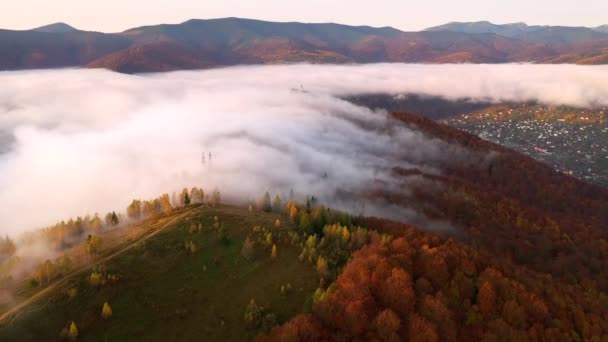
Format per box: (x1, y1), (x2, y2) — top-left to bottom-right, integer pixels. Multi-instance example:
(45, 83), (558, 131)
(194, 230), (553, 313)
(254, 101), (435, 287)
(259, 115), (608, 341)
(260, 219), (608, 341)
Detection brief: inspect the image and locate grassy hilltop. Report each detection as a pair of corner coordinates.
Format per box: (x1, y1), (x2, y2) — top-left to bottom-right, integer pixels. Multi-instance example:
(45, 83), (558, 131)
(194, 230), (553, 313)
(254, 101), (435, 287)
(0, 204), (319, 341)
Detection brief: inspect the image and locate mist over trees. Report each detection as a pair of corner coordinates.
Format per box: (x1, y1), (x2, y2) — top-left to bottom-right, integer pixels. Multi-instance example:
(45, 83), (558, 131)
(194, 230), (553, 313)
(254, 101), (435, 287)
(0, 185), (211, 299)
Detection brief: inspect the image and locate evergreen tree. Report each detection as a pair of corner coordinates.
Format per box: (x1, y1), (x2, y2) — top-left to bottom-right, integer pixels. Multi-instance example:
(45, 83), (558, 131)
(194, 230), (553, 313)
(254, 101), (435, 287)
(262, 192), (272, 212)
(272, 195), (282, 213)
(180, 188), (190, 206)
(105, 211), (119, 226)
(211, 191), (221, 207)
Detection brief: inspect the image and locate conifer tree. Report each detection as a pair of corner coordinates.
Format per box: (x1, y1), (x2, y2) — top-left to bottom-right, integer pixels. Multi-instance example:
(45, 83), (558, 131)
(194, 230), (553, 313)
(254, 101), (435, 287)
(262, 192), (272, 212)
(272, 195), (282, 213)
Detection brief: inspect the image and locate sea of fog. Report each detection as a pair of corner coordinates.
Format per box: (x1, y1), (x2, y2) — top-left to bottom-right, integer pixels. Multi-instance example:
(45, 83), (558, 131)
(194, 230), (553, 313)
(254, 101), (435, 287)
(1, 63), (608, 236)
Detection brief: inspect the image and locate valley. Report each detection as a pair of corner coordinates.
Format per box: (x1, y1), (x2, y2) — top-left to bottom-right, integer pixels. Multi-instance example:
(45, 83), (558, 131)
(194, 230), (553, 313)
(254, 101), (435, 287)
(0, 104), (607, 340)
(446, 104), (608, 187)
(0, 63), (607, 341)
(2, 0), (608, 339)
(348, 95), (608, 188)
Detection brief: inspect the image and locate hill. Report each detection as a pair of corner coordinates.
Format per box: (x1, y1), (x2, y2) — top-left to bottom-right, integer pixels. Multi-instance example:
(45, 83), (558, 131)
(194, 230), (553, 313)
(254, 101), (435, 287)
(31, 23), (79, 33)
(260, 113), (608, 340)
(0, 204), (320, 341)
(1, 18), (608, 72)
(0, 29), (130, 70)
(0, 112), (607, 340)
(424, 21), (546, 37)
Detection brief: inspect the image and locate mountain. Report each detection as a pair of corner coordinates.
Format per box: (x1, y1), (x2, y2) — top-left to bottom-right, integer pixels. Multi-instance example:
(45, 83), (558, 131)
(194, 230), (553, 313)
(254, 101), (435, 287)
(1, 18), (608, 73)
(516, 26), (608, 45)
(31, 22), (79, 33)
(594, 25), (608, 33)
(0, 29), (131, 69)
(1, 111), (607, 340)
(424, 21), (545, 37)
(425, 21), (608, 44)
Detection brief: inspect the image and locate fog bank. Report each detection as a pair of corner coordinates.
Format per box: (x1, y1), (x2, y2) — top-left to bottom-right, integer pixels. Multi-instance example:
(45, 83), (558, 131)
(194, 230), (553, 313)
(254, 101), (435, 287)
(1, 63), (607, 235)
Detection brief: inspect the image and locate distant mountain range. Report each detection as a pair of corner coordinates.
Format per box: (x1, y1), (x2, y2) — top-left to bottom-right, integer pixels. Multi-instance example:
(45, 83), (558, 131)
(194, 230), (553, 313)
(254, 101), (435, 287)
(2, 18), (608, 73)
(424, 20), (608, 37)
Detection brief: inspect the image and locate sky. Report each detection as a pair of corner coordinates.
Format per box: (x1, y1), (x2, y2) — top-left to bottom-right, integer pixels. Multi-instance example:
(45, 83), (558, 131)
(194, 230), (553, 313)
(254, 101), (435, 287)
(1, 0), (607, 32)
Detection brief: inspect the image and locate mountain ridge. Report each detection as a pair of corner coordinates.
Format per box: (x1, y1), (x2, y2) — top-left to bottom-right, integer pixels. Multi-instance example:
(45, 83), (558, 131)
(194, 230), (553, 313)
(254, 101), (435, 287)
(31, 22), (79, 33)
(1, 18), (608, 73)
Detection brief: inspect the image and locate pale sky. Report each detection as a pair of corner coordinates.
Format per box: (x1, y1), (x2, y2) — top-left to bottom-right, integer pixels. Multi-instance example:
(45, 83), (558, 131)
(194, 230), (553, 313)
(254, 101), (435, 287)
(2, 0), (607, 32)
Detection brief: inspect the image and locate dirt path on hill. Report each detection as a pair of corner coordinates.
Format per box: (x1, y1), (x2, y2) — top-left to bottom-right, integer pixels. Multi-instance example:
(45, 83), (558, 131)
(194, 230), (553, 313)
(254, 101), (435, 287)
(0, 207), (198, 324)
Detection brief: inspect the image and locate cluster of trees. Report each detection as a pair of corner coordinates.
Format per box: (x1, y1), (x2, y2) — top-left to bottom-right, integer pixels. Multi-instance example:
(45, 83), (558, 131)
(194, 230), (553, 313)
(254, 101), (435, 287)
(283, 199), (392, 284)
(126, 194), (173, 220)
(89, 270), (119, 287)
(260, 216), (608, 341)
(254, 192), (283, 213)
(59, 302), (112, 340)
(396, 113), (608, 283)
(252, 112), (607, 340)
(125, 187), (210, 220)
(241, 226), (276, 260)
(423, 181), (608, 292)
(32, 254), (73, 286)
(184, 240), (198, 254)
(20, 213), (117, 254)
(0, 236), (16, 260)
(13, 186), (214, 263)
(296, 224), (386, 283)
(285, 200), (352, 237)
(84, 235), (103, 256)
(244, 299), (277, 332)
(59, 321), (78, 340)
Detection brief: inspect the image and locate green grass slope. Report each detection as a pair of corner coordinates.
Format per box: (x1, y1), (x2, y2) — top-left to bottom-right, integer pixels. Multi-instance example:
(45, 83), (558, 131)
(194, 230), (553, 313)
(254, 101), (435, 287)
(0, 205), (319, 341)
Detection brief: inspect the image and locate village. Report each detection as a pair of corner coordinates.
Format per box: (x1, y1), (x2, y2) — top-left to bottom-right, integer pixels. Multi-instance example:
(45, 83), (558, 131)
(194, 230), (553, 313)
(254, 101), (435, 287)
(446, 105), (608, 188)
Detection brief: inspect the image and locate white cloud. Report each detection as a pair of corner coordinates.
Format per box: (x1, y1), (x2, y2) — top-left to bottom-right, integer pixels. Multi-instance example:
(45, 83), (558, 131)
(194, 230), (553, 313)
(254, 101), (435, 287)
(0, 63), (606, 235)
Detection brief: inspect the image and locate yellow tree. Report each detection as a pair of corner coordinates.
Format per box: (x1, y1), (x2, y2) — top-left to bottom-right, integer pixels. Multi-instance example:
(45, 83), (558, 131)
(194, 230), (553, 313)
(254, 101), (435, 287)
(101, 302), (113, 319)
(316, 256), (329, 280)
(68, 321), (78, 340)
(85, 235), (103, 256)
(127, 200), (142, 219)
(289, 206), (298, 222)
(271, 244), (278, 259)
(160, 194), (173, 213)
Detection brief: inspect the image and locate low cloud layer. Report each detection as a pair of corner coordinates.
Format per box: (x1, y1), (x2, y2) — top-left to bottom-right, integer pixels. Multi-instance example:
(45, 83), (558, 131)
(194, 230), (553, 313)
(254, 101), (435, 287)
(1, 63), (607, 236)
